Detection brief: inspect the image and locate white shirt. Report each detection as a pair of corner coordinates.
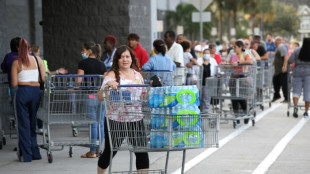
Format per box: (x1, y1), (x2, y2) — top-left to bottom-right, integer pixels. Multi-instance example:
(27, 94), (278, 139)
(167, 42), (184, 66)
(194, 44), (209, 52)
(209, 58), (218, 77)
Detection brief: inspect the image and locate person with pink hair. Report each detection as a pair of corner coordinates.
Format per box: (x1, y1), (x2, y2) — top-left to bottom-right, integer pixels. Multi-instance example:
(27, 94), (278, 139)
(11, 38), (45, 162)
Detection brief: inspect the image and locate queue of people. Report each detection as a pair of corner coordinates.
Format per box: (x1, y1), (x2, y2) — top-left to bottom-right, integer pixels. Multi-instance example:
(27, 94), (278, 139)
(1, 32), (309, 174)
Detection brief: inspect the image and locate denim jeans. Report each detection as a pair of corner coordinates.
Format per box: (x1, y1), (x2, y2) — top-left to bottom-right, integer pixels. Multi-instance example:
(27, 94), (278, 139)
(84, 94), (105, 152)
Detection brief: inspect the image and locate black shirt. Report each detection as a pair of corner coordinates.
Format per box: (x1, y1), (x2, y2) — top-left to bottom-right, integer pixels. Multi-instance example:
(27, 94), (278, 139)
(78, 58), (107, 75)
(202, 63), (211, 86)
(256, 45), (267, 57)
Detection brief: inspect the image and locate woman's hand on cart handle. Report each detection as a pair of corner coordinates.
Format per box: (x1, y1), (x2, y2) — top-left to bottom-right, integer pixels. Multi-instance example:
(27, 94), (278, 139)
(107, 81), (119, 89)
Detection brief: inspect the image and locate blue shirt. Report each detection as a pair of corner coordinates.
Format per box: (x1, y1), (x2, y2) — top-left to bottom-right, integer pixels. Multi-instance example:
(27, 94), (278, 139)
(103, 48), (116, 70)
(265, 41), (276, 52)
(1, 52), (18, 86)
(142, 53), (176, 71)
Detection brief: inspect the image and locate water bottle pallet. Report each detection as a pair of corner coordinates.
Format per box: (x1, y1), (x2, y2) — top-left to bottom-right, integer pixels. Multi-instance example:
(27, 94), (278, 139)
(106, 113), (219, 152)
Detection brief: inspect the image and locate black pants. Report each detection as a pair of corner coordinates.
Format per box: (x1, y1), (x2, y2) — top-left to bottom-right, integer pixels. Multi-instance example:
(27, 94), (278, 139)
(229, 77), (248, 114)
(98, 118), (149, 170)
(232, 100), (247, 114)
(273, 73), (288, 100)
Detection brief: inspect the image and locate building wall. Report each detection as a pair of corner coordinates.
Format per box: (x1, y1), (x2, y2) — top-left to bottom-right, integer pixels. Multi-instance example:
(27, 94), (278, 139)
(0, 0), (43, 64)
(42, 0), (151, 73)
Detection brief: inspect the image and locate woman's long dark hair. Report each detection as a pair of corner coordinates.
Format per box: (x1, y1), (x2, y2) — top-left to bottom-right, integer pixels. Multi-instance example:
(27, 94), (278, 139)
(83, 41), (102, 60)
(299, 38), (310, 62)
(235, 40), (245, 52)
(109, 45), (139, 83)
(153, 39), (166, 55)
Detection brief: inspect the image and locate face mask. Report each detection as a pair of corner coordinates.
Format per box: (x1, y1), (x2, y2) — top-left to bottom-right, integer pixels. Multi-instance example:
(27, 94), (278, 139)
(82, 53), (88, 59)
(203, 54), (211, 60)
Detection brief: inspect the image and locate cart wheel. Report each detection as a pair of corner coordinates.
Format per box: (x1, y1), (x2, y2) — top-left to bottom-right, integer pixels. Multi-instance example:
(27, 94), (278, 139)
(252, 119), (255, 126)
(0, 141), (3, 150)
(269, 102), (271, 108)
(72, 129), (78, 137)
(260, 105), (264, 111)
(254, 111), (256, 117)
(233, 122), (236, 129)
(69, 146), (73, 158)
(47, 152), (53, 163)
(3, 137), (6, 146)
(287, 111), (290, 117)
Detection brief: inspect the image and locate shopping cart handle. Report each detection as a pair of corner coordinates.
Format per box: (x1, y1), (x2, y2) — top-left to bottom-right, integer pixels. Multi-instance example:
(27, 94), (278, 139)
(53, 74), (103, 77)
(118, 84), (151, 88)
(142, 70), (173, 72)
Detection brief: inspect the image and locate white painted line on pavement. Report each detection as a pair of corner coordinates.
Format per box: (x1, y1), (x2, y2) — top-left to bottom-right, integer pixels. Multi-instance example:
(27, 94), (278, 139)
(252, 116), (309, 174)
(171, 103), (282, 174)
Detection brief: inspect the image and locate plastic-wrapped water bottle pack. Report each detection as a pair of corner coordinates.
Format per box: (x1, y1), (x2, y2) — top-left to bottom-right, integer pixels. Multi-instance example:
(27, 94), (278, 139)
(149, 86), (204, 149)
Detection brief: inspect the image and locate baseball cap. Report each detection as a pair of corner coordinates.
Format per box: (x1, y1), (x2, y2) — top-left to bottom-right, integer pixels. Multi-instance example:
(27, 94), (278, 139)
(254, 33), (261, 38)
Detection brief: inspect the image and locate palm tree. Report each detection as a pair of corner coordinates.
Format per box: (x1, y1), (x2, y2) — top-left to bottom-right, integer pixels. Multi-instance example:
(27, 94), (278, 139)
(165, 3), (199, 40)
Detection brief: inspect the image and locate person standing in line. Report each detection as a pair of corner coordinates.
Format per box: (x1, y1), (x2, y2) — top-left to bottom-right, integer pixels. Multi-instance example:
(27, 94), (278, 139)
(201, 48), (218, 113)
(194, 40), (209, 58)
(209, 43), (222, 65)
(272, 36), (289, 103)
(176, 34), (197, 59)
(1, 37), (21, 101)
(265, 33), (276, 60)
(142, 39), (176, 86)
(227, 38), (237, 56)
(254, 34), (267, 50)
(288, 42), (300, 56)
(77, 42), (107, 158)
(97, 46), (149, 174)
(244, 39), (260, 62)
(142, 39), (176, 72)
(164, 31), (185, 85)
(180, 40), (201, 85)
(102, 35), (117, 70)
(11, 38), (45, 162)
(288, 38), (310, 118)
(250, 41), (268, 60)
(127, 33), (149, 69)
(228, 40), (254, 124)
(164, 31), (184, 67)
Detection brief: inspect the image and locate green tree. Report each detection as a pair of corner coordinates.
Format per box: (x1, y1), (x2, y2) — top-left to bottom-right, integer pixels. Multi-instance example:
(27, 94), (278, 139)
(165, 3), (214, 40)
(264, 2), (298, 38)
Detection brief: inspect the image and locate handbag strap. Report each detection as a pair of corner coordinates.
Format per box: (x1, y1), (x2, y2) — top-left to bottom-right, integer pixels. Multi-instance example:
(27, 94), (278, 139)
(33, 55), (43, 83)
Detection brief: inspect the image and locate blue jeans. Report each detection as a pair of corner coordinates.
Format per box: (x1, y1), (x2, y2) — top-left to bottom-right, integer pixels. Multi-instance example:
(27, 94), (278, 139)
(15, 86), (42, 162)
(84, 94), (105, 152)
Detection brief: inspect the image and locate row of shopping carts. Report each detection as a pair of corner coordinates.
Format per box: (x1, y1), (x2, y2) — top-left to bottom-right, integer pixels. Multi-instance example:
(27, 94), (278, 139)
(0, 62), (271, 173)
(203, 61), (275, 128)
(32, 74), (219, 174)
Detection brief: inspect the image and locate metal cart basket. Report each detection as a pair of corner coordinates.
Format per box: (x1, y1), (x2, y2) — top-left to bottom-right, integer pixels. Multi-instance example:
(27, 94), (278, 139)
(206, 64), (257, 128)
(37, 75), (104, 163)
(102, 85), (219, 174)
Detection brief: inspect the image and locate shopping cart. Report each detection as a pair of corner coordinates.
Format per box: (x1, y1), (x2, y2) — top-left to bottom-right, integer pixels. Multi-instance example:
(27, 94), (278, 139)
(174, 67), (186, 86)
(102, 85), (219, 174)
(0, 73), (15, 149)
(206, 64), (257, 128)
(184, 65), (203, 90)
(37, 75), (104, 163)
(263, 61), (274, 108)
(255, 61), (265, 111)
(141, 70), (174, 86)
